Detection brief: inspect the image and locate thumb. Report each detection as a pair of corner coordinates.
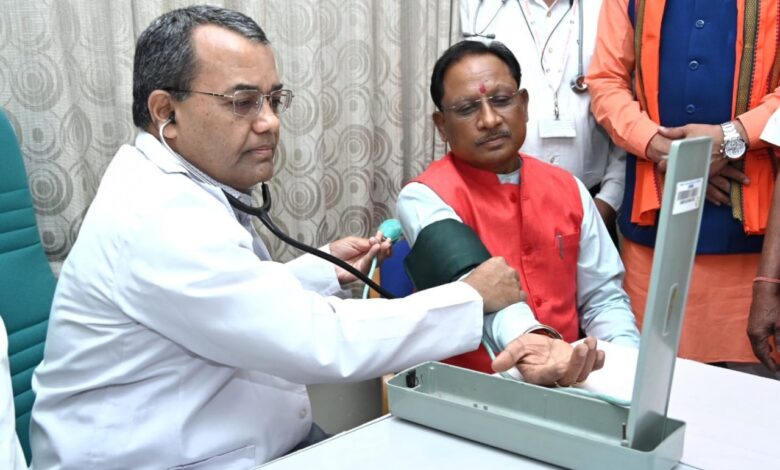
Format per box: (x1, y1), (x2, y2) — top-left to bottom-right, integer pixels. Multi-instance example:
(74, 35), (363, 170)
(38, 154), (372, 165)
(357, 242), (380, 263)
(491, 338), (527, 372)
(658, 126), (686, 139)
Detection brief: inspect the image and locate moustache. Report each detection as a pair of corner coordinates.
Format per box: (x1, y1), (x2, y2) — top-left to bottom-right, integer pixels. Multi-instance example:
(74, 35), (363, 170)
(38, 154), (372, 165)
(475, 130), (511, 146)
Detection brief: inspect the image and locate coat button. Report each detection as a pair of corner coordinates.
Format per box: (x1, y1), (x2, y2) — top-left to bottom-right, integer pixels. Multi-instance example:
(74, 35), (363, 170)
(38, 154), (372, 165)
(299, 408), (308, 419)
(509, 193), (517, 203)
(685, 104), (696, 114)
(695, 19), (705, 29)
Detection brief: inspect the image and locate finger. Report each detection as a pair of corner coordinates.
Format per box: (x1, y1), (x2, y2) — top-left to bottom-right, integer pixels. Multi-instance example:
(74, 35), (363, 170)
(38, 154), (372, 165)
(709, 175), (730, 194)
(593, 349), (606, 371)
(708, 157), (728, 176)
(718, 164), (750, 185)
(771, 330), (780, 372)
(376, 239), (393, 263)
(748, 330), (776, 372)
(558, 343), (589, 386)
(657, 158), (667, 173)
(575, 338), (599, 384)
(355, 244), (381, 272)
(706, 183), (730, 206)
(491, 338), (527, 372)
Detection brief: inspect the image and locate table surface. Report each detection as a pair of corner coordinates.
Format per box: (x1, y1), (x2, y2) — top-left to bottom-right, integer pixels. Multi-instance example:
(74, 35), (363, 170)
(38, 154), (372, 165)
(260, 345), (780, 470)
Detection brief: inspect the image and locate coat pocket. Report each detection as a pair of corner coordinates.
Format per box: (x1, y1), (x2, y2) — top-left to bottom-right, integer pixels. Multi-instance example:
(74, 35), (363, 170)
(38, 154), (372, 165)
(168, 444), (256, 470)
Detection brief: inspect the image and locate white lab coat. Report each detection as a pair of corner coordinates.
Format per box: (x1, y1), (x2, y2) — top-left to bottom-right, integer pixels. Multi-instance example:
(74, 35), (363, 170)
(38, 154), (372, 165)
(29, 132), (484, 469)
(0, 318), (27, 470)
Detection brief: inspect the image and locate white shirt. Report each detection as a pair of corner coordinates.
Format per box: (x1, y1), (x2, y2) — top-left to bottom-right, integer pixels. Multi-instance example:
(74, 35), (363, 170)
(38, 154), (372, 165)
(0, 318), (26, 470)
(397, 169), (639, 347)
(30, 131), (486, 469)
(460, 0), (626, 210)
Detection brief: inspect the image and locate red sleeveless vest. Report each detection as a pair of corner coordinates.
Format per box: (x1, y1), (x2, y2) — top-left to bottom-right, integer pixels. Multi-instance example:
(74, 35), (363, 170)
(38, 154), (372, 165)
(412, 153), (583, 373)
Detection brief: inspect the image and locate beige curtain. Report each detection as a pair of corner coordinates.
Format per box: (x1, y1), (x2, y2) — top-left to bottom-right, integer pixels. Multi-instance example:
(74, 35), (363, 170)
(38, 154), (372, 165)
(1, 0), (459, 268)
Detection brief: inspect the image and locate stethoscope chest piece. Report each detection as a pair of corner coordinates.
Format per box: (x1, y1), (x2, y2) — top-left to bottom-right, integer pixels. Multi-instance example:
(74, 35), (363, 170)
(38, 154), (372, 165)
(570, 75), (588, 93)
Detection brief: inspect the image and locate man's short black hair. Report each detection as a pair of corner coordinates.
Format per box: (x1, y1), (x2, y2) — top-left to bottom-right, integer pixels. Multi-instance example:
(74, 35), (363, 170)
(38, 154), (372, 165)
(132, 5), (269, 129)
(430, 40), (522, 110)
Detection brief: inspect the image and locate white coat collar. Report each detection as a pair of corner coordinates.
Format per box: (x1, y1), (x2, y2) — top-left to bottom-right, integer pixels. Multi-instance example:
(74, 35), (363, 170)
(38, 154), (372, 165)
(134, 130), (255, 207)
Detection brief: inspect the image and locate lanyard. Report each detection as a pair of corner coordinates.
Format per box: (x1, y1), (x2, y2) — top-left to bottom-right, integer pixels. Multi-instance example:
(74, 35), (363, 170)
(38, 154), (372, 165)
(519, 0), (578, 119)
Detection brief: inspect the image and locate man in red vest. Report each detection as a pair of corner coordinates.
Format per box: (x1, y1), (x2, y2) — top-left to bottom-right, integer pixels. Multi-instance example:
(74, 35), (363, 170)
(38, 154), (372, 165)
(397, 40), (639, 385)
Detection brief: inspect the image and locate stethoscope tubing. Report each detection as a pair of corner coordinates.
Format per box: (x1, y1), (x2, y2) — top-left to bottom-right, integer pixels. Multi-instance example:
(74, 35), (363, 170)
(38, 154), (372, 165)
(158, 119), (397, 299)
(468, 0), (588, 93)
(223, 185), (398, 299)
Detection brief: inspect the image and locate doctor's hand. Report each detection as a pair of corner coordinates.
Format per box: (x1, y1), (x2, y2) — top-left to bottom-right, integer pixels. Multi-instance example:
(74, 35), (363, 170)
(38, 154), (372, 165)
(462, 257), (526, 313)
(492, 335), (605, 387)
(330, 231), (392, 286)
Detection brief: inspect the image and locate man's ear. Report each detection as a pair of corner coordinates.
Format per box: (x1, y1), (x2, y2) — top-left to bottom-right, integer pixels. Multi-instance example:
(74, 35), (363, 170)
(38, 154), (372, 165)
(148, 90), (177, 139)
(432, 111), (447, 142)
(518, 88), (529, 123)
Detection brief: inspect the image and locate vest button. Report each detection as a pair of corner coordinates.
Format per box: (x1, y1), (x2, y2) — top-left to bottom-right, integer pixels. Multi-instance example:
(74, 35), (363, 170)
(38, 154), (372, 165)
(535, 298), (543, 307)
(688, 60), (699, 71)
(695, 19), (705, 29)
(509, 193), (517, 203)
(685, 104), (696, 114)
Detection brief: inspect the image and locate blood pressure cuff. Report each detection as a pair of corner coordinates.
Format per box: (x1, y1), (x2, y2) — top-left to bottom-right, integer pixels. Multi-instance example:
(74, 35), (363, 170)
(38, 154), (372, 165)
(404, 219), (491, 291)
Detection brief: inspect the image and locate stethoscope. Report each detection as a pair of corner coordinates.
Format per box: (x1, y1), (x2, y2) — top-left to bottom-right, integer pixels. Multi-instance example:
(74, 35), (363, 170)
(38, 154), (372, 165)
(463, 0), (588, 94)
(158, 118), (397, 299)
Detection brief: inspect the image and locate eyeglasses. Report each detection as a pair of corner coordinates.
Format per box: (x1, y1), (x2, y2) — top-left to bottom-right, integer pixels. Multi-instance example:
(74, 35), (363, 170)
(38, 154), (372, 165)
(440, 89), (522, 120)
(168, 88), (295, 117)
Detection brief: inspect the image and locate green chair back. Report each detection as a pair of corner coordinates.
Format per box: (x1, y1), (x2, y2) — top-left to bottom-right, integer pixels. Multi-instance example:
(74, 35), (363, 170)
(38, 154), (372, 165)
(0, 109), (57, 464)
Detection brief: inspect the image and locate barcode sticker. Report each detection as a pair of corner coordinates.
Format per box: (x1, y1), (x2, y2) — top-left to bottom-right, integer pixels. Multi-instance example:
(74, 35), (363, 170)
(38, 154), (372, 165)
(672, 178), (704, 215)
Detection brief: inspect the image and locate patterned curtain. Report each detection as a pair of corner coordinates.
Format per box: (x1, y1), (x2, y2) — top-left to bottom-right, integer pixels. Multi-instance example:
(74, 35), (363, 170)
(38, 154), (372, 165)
(0, 0), (459, 270)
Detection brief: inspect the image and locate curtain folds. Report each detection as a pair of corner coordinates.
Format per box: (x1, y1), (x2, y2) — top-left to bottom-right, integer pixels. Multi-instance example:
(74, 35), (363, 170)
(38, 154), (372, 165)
(0, 0), (459, 266)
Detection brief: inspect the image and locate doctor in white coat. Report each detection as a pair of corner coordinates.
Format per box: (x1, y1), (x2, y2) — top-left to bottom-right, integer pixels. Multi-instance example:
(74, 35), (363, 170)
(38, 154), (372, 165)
(27, 6), (530, 470)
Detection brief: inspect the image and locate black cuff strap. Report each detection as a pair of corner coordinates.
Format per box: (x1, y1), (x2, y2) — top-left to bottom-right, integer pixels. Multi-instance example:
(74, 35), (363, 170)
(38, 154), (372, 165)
(404, 219), (491, 291)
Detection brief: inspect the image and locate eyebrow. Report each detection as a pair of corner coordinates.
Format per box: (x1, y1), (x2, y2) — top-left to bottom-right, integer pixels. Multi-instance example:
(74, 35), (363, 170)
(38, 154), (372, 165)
(227, 83), (285, 94)
(448, 85), (517, 103)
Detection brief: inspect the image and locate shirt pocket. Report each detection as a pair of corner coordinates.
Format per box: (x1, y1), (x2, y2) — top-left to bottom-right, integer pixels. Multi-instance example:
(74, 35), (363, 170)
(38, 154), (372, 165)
(168, 444), (256, 470)
(553, 231), (580, 262)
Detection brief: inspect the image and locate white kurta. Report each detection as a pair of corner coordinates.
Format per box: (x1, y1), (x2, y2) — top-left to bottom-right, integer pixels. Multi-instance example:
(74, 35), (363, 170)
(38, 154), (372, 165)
(30, 132), (484, 469)
(460, 0), (626, 210)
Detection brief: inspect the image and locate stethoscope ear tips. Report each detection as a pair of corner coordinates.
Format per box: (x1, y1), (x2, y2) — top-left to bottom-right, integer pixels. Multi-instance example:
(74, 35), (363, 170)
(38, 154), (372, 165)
(570, 75), (589, 94)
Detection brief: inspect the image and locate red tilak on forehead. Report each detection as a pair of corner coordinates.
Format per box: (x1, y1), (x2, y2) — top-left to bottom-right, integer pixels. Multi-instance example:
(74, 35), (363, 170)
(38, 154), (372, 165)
(479, 83), (487, 94)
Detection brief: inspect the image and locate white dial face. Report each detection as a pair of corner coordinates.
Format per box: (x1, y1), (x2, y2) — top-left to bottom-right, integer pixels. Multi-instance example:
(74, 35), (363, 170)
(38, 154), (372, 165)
(725, 139), (746, 159)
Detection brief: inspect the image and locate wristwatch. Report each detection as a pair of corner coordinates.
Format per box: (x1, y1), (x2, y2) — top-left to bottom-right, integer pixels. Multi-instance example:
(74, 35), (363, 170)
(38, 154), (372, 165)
(521, 324), (563, 340)
(720, 121), (747, 159)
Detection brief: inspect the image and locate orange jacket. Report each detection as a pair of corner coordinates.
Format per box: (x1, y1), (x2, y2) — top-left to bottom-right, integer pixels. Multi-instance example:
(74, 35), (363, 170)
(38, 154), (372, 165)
(588, 0), (780, 234)
(413, 153), (583, 373)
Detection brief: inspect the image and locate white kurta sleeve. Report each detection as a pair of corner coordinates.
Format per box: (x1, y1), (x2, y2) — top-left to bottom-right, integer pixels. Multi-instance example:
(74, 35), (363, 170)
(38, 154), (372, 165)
(595, 140), (626, 212)
(574, 179), (640, 347)
(397, 182), (540, 350)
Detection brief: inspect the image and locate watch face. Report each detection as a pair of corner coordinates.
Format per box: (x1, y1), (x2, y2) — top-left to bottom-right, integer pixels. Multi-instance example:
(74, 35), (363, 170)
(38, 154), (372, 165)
(725, 139), (746, 159)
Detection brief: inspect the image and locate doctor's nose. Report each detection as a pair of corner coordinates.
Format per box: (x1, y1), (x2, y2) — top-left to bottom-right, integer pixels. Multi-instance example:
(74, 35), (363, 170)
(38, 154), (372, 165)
(251, 101), (281, 134)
